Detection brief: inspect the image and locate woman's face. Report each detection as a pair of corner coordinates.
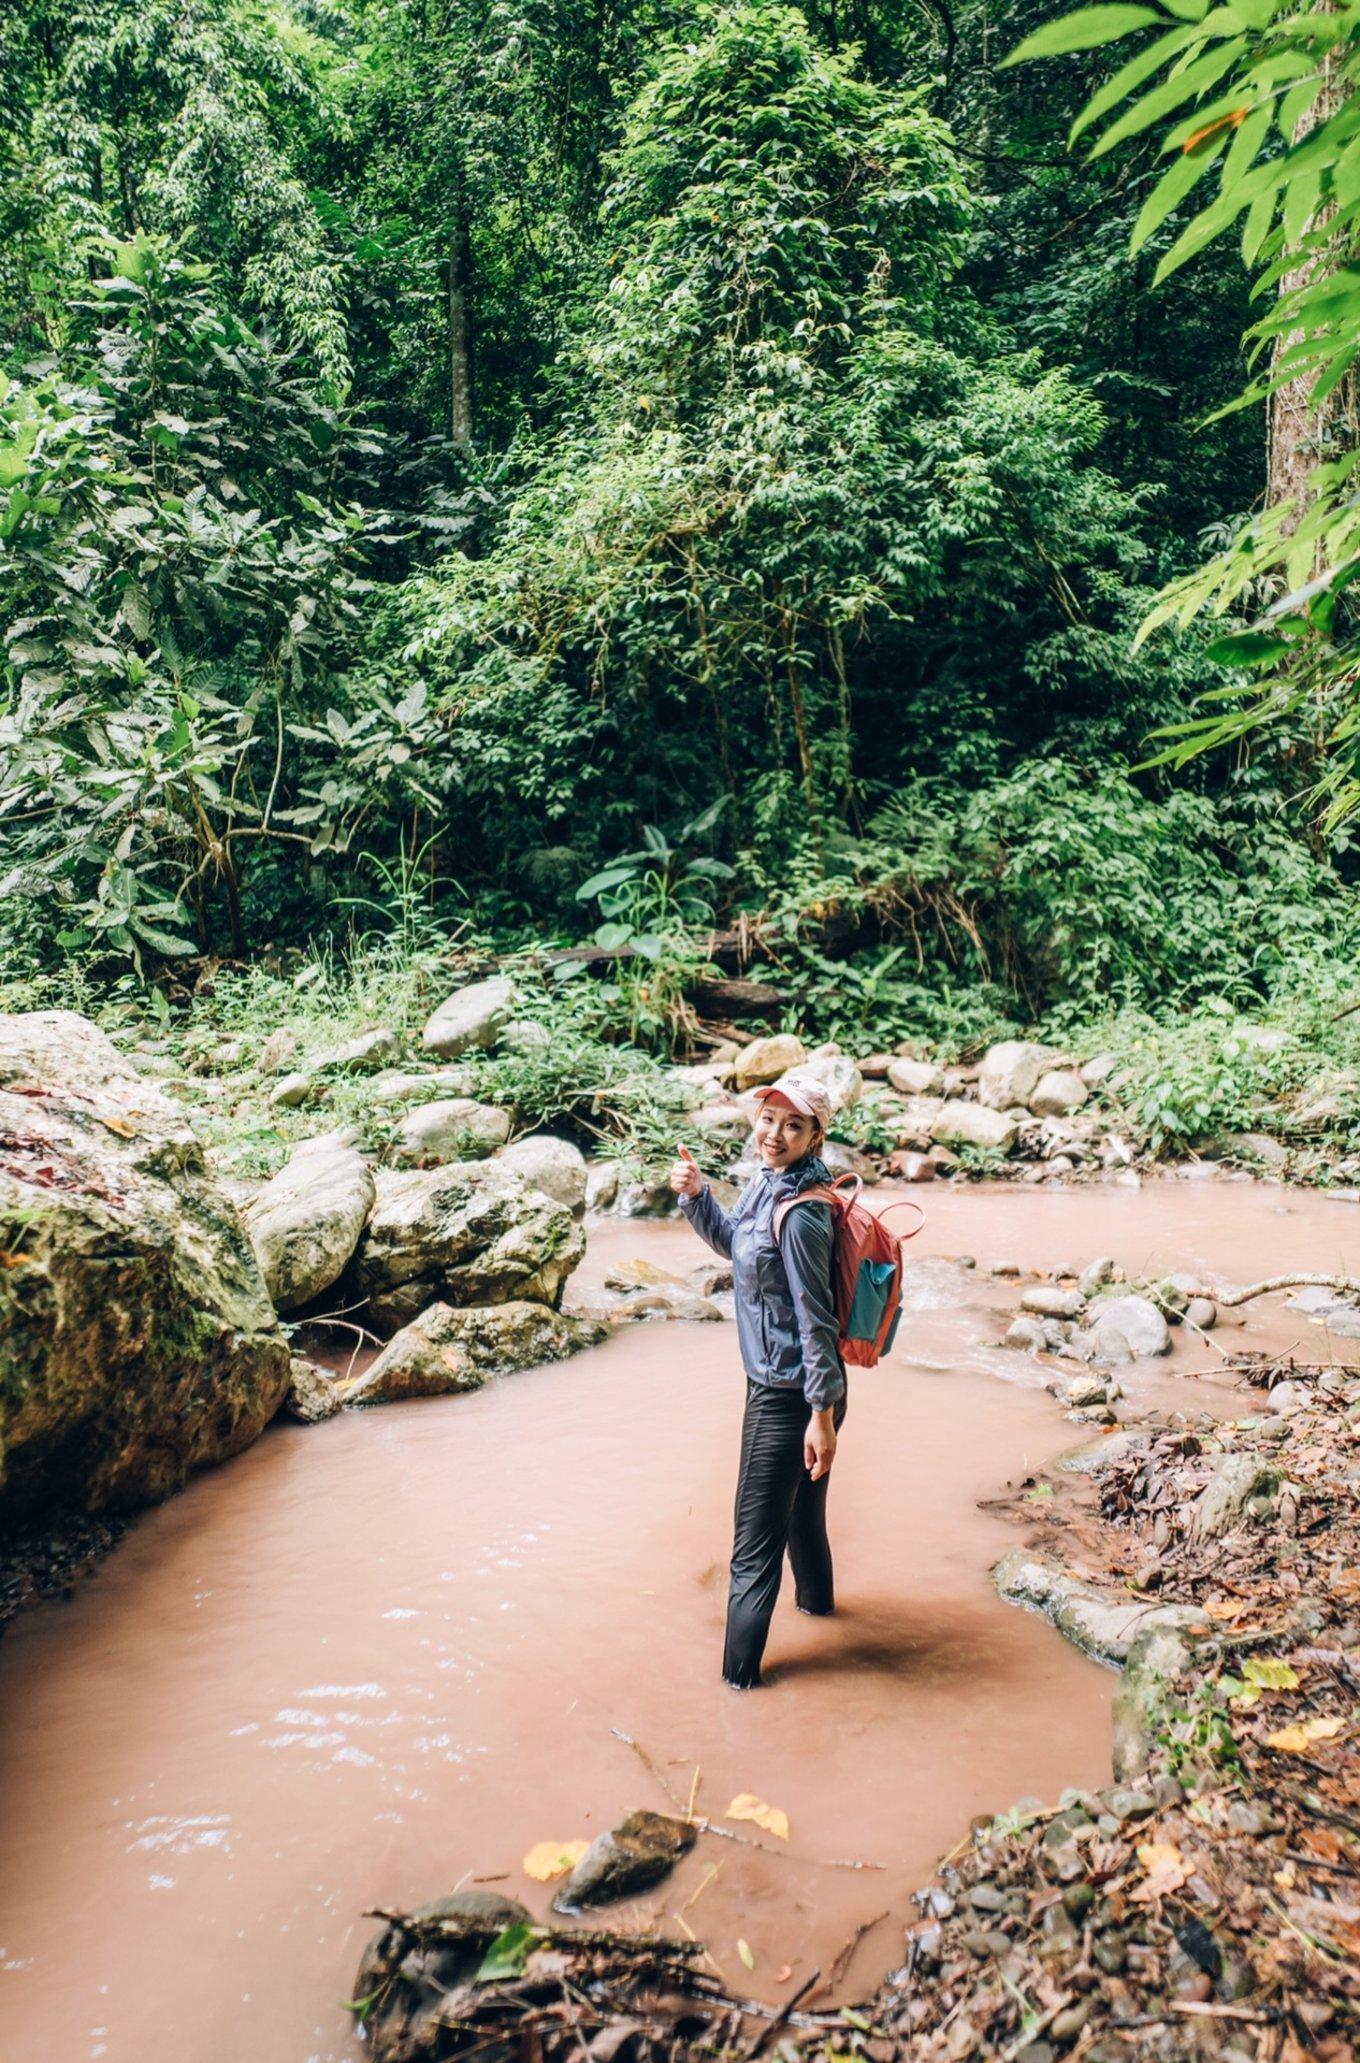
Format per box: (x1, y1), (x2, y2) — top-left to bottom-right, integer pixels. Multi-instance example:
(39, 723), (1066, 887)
(754, 1095), (819, 1170)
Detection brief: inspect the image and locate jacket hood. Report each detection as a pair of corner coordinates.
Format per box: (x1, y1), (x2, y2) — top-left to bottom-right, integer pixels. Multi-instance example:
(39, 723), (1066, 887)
(765, 1152), (832, 1199)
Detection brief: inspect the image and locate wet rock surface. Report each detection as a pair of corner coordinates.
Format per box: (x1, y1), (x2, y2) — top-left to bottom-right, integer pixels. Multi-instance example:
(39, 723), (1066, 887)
(344, 1300), (606, 1405)
(0, 1011), (289, 1523)
(355, 1162), (586, 1334)
(245, 1134), (375, 1312)
(553, 1810), (699, 1912)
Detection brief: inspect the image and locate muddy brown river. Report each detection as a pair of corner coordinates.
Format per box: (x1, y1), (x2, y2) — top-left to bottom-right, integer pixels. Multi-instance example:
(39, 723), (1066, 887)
(0, 1175), (1355, 2063)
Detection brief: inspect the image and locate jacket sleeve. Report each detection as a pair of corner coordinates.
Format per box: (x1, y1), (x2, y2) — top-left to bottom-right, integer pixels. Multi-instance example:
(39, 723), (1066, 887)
(778, 1200), (845, 1409)
(678, 1180), (736, 1259)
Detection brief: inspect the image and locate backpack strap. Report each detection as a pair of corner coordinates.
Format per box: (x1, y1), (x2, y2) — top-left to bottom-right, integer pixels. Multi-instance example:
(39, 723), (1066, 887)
(875, 1199), (926, 1241)
(772, 1175), (856, 1240)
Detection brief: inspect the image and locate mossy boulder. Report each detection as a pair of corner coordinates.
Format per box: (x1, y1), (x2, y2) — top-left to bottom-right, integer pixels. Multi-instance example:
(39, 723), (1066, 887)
(0, 1012), (290, 1524)
(354, 1161), (586, 1335)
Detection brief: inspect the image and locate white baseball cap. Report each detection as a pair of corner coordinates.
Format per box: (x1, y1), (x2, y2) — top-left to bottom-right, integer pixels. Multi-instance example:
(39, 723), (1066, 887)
(751, 1067), (832, 1128)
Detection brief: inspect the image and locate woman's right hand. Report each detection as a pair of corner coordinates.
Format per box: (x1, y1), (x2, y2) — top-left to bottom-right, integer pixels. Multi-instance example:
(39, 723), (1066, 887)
(669, 1142), (703, 1199)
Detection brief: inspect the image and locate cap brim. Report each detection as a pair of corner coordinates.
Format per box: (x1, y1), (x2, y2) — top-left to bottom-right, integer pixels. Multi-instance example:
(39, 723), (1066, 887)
(751, 1084), (816, 1117)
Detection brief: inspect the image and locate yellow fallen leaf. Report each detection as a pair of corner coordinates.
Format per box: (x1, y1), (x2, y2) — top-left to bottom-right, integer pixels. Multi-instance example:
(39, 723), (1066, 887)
(1204, 1598), (1249, 1622)
(1132, 1841), (1192, 1902)
(1274, 1860), (1297, 1890)
(1244, 1658), (1299, 1691)
(725, 1793), (789, 1841)
(1265, 1717), (1345, 1754)
(99, 1115), (137, 1136)
(522, 1838), (589, 1882)
(737, 1938), (755, 1970)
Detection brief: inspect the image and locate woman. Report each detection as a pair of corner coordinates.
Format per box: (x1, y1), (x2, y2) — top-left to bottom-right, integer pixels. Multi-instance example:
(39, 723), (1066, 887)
(669, 1068), (847, 1688)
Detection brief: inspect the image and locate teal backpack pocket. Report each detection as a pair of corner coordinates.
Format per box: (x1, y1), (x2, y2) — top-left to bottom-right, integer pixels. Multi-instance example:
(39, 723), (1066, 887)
(846, 1257), (896, 1342)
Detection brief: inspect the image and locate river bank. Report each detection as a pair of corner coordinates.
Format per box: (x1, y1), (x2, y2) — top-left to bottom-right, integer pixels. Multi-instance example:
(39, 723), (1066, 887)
(3, 1176), (1358, 2061)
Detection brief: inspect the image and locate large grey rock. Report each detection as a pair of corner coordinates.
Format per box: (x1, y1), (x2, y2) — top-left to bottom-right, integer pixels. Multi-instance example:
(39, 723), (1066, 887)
(1030, 1069), (1089, 1117)
(993, 1550), (1208, 1665)
(396, 1098), (513, 1164)
(929, 1100), (1018, 1153)
(1190, 1452), (1282, 1539)
(553, 1811), (697, 1913)
(0, 1012), (290, 1522)
(1021, 1285), (1087, 1321)
(978, 1041), (1059, 1112)
(887, 1057), (945, 1097)
(1084, 1294), (1171, 1358)
(345, 1300), (605, 1405)
(733, 1034), (806, 1090)
(884, 1095), (946, 1149)
(421, 976), (516, 1060)
(245, 1136), (375, 1312)
(326, 1028), (399, 1073)
(495, 1133), (589, 1215)
(799, 1053), (862, 1110)
(690, 1101), (751, 1140)
(355, 1162), (585, 1335)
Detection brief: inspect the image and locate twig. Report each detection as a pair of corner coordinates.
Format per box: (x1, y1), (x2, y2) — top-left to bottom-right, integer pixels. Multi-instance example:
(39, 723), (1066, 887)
(828, 1909), (889, 1987)
(746, 1969), (823, 2057)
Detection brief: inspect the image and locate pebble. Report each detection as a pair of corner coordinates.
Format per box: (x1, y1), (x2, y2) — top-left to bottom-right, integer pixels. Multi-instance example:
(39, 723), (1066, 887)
(1105, 1785), (1157, 1820)
(967, 1883), (1008, 1913)
(1061, 1882), (1094, 1921)
(1093, 1935), (1127, 1975)
(1185, 1297), (1217, 1329)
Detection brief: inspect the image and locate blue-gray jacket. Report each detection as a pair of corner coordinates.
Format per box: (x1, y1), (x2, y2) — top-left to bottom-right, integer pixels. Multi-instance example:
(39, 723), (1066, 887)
(679, 1154), (845, 1409)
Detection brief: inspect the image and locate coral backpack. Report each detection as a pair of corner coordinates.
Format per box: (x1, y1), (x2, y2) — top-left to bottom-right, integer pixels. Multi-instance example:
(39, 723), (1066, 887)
(773, 1174), (923, 1368)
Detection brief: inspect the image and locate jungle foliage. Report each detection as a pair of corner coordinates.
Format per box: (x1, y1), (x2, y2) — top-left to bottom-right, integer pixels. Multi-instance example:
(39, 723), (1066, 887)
(0, 0), (1356, 1036)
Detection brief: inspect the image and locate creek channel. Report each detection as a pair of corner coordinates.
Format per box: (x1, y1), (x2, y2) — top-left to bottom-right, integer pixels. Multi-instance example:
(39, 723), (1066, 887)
(1, 1175), (1356, 2063)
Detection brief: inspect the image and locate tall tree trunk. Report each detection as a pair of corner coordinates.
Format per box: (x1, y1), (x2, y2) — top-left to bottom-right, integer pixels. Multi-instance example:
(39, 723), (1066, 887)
(1267, 45), (1356, 533)
(448, 211), (473, 453)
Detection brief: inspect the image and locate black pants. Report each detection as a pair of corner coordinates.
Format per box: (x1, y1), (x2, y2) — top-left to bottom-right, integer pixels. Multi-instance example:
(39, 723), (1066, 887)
(723, 1380), (848, 1688)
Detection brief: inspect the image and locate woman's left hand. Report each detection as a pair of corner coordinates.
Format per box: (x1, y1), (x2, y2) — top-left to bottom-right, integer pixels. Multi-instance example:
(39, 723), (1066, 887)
(805, 1408), (837, 1482)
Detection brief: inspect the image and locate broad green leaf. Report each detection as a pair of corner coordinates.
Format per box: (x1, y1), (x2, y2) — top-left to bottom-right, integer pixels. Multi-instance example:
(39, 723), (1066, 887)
(1243, 1656), (1300, 1690)
(1006, 4), (1162, 66)
(576, 863), (636, 900)
(1072, 19), (1220, 142)
(1089, 41), (1248, 158)
(475, 1923), (538, 1982)
(1131, 130), (1229, 252)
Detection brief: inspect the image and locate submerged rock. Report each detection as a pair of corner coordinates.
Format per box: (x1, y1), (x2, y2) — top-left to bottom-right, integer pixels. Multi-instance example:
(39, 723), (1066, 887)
(355, 1162), (585, 1335)
(245, 1135), (375, 1312)
(0, 1011), (290, 1522)
(344, 1301), (605, 1405)
(553, 1810), (697, 1912)
(422, 976), (516, 1060)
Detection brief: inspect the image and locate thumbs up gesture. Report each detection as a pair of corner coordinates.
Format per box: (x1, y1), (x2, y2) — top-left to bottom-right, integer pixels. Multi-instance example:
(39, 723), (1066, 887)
(669, 1142), (703, 1199)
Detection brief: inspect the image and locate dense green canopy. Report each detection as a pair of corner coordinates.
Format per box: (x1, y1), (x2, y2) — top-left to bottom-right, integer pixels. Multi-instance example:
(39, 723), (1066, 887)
(0, 0), (1349, 1029)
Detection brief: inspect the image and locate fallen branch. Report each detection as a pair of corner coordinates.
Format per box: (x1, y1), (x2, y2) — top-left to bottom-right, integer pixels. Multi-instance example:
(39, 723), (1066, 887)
(1205, 1272), (1360, 1308)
